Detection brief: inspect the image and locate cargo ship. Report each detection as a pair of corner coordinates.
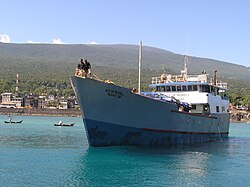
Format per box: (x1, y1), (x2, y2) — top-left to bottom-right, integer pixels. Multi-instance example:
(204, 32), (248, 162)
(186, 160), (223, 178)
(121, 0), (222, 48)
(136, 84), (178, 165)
(71, 55), (230, 147)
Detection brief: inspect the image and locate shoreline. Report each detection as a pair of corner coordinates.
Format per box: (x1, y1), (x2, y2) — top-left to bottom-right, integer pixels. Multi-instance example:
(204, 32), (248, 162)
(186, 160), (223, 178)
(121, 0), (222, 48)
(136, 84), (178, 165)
(230, 109), (250, 123)
(0, 108), (82, 117)
(1, 108), (249, 123)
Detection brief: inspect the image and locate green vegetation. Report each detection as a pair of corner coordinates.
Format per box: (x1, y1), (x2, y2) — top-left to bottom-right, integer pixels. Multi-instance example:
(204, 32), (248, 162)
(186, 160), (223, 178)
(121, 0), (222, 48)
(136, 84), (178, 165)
(0, 43), (249, 106)
(226, 79), (250, 107)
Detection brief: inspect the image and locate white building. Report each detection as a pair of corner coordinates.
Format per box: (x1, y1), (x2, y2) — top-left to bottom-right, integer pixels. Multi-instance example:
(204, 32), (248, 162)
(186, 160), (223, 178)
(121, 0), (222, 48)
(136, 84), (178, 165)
(58, 100), (68, 109)
(0, 93), (23, 108)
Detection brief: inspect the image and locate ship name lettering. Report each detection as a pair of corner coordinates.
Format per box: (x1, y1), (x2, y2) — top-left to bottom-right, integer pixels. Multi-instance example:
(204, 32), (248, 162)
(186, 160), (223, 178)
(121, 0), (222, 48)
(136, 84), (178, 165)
(105, 89), (124, 98)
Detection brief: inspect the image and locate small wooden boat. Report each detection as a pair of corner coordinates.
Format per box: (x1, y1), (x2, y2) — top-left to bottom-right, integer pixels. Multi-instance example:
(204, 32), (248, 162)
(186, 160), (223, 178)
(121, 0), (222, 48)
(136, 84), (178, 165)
(4, 120), (23, 124)
(4, 116), (23, 124)
(54, 120), (74, 126)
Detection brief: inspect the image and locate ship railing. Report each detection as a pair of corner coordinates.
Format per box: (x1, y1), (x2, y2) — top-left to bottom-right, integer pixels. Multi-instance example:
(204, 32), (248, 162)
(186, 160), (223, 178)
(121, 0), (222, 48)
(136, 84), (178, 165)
(187, 74), (208, 83)
(151, 77), (162, 84)
(151, 76), (186, 84)
(151, 74), (207, 84)
(213, 82), (228, 89)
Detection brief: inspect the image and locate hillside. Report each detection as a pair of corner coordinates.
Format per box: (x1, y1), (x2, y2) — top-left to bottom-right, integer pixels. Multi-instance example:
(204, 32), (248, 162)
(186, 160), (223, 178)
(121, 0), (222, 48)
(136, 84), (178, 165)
(0, 43), (249, 80)
(0, 43), (249, 106)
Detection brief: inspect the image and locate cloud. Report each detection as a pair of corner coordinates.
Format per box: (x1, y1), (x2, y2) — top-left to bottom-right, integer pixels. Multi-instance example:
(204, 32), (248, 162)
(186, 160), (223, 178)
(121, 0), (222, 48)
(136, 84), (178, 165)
(26, 40), (40, 44)
(89, 41), (98, 45)
(52, 38), (64, 44)
(26, 40), (49, 44)
(85, 41), (98, 45)
(26, 38), (65, 44)
(0, 34), (11, 43)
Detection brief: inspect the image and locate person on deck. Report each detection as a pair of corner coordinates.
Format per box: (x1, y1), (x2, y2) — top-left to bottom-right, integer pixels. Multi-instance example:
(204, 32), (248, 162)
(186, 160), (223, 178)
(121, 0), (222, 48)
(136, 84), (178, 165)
(84, 59), (91, 76)
(79, 58), (86, 76)
(75, 58), (91, 77)
(75, 61), (82, 76)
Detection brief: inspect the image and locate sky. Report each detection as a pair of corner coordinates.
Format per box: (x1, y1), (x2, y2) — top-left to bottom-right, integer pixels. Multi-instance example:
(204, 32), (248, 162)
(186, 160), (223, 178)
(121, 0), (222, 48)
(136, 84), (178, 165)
(0, 0), (250, 67)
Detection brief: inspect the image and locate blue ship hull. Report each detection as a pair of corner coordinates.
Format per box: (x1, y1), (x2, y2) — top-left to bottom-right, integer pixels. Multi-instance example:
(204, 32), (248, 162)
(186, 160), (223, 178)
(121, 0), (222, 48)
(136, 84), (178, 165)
(71, 76), (230, 147)
(85, 119), (228, 146)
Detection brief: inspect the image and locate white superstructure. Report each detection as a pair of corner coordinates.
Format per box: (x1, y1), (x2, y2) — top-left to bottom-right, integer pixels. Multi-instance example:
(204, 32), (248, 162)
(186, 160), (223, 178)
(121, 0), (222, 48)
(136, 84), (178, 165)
(150, 62), (229, 115)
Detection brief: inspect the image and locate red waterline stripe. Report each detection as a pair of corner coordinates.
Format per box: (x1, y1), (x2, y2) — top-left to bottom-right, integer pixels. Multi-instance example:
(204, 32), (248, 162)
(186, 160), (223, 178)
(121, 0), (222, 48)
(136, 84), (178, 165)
(141, 128), (229, 135)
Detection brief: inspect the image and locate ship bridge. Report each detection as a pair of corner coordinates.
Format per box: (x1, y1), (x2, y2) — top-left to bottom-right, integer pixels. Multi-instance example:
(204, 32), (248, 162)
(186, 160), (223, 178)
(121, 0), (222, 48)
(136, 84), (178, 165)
(149, 73), (228, 115)
(151, 73), (227, 89)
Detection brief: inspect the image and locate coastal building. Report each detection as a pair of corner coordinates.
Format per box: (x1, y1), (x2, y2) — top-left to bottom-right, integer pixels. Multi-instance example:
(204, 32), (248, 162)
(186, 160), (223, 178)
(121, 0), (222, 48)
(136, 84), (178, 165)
(38, 97), (46, 108)
(47, 95), (55, 101)
(0, 93), (24, 108)
(12, 97), (24, 108)
(1, 93), (12, 103)
(0, 92), (78, 109)
(58, 99), (68, 109)
(67, 98), (78, 109)
(24, 95), (38, 108)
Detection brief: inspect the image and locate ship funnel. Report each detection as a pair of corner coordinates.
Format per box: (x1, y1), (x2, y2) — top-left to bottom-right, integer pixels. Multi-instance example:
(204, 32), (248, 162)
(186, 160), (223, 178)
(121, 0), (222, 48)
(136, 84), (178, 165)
(213, 70), (217, 85)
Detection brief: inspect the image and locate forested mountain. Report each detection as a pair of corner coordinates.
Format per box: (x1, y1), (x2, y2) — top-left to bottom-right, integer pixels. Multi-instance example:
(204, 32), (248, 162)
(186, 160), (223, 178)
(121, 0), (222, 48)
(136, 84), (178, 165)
(0, 43), (249, 79)
(0, 43), (249, 105)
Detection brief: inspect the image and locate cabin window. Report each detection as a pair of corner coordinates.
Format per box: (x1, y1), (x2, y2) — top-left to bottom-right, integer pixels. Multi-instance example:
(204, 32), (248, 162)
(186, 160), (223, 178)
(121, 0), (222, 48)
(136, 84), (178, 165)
(199, 85), (203, 92)
(193, 85), (198, 91)
(160, 86), (166, 91)
(191, 105), (196, 109)
(216, 106), (220, 112)
(172, 86), (176, 91)
(221, 93), (229, 100)
(204, 85), (210, 93)
(200, 85), (210, 92)
(156, 86), (160, 91)
(166, 86), (171, 91)
(199, 85), (205, 92)
(222, 106), (225, 112)
(182, 85), (187, 91)
(188, 85), (193, 91)
(177, 85), (181, 91)
(203, 104), (209, 111)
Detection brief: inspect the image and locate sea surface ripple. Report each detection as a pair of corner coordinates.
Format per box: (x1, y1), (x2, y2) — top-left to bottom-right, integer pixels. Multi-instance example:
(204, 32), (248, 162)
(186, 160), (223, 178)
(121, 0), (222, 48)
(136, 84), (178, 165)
(0, 115), (250, 186)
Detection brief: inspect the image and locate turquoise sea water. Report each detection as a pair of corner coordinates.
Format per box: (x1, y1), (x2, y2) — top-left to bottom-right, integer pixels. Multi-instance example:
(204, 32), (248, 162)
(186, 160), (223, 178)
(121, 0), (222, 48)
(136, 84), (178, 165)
(0, 115), (250, 187)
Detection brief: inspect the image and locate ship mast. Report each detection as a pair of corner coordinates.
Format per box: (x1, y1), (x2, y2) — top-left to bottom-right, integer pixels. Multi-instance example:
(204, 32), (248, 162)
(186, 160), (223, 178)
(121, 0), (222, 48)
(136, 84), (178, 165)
(138, 41), (142, 93)
(181, 55), (188, 81)
(16, 73), (19, 95)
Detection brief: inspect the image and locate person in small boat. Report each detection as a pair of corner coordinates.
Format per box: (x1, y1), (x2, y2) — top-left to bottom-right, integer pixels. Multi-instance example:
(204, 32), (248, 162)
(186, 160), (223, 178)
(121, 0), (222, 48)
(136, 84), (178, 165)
(8, 115), (12, 122)
(59, 120), (63, 125)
